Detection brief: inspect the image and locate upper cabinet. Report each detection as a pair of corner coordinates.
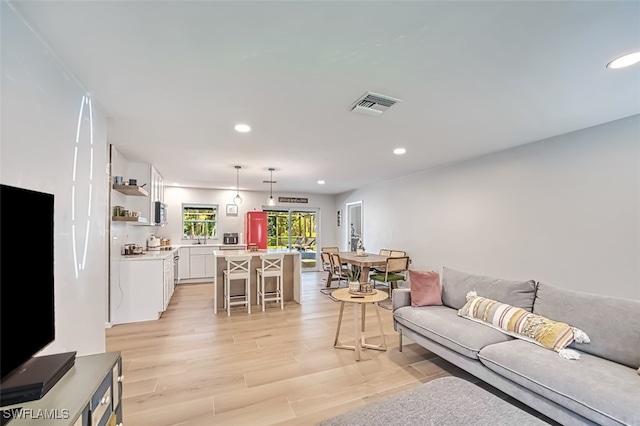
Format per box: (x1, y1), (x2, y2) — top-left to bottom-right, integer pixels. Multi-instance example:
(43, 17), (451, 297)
(149, 165), (164, 204)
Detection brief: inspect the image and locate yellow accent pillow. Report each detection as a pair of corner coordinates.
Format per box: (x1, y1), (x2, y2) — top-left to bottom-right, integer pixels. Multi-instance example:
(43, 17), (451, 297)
(458, 292), (590, 356)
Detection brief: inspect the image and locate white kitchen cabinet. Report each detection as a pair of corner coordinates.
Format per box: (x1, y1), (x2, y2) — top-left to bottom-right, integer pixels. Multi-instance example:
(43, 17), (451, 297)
(111, 259), (164, 324)
(163, 258), (174, 310)
(184, 247), (216, 280)
(178, 247), (190, 280)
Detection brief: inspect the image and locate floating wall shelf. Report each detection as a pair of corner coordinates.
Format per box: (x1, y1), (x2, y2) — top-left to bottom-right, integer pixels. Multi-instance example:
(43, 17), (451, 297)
(112, 216), (149, 223)
(112, 184), (148, 197)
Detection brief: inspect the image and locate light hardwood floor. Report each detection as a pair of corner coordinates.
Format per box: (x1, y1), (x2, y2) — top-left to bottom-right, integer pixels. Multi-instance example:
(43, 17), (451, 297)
(106, 271), (555, 425)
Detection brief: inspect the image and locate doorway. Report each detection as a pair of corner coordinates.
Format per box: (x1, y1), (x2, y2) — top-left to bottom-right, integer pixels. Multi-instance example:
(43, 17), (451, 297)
(346, 201), (363, 252)
(264, 208), (319, 271)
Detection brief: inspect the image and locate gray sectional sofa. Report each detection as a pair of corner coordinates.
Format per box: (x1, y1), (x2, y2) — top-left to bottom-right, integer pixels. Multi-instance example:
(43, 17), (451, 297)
(392, 267), (640, 426)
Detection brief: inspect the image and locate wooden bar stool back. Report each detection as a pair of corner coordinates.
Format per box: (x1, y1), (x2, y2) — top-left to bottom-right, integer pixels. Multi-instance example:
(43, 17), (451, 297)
(223, 255), (252, 316)
(256, 253), (284, 311)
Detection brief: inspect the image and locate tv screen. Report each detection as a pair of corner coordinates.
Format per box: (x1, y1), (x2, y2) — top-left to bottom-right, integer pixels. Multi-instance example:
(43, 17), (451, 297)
(0, 184), (55, 380)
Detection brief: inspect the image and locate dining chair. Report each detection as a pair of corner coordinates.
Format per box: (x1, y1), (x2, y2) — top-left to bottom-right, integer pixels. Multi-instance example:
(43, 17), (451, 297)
(321, 252), (335, 286)
(330, 252), (350, 287)
(370, 256), (410, 295)
(256, 253), (284, 311)
(321, 246), (339, 253)
(222, 255), (252, 316)
(372, 248), (397, 274)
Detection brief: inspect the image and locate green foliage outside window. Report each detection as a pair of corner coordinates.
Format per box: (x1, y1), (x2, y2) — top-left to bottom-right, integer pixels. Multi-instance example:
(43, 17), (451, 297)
(183, 204), (217, 239)
(266, 210), (316, 249)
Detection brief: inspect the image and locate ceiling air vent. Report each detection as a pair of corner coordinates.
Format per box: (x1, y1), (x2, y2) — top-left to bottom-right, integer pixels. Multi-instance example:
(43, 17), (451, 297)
(350, 91), (402, 116)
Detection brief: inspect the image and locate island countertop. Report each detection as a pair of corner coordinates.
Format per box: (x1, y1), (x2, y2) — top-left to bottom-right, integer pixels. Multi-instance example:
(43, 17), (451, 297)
(211, 249), (301, 257)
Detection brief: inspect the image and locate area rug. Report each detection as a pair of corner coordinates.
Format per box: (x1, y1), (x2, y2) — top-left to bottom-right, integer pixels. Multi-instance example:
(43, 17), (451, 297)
(317, 376), (548, 426)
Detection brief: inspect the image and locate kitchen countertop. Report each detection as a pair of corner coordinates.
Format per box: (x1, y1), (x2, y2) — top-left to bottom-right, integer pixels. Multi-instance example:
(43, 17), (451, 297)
(115, 247), (178, 261)
(211, 248), (301, 257)
(175, 243), (247, 249)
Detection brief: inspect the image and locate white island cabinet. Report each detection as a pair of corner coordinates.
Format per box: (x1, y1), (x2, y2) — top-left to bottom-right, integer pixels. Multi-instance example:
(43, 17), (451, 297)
(110, 249), (176, 325)
(176, 244), (246, 283)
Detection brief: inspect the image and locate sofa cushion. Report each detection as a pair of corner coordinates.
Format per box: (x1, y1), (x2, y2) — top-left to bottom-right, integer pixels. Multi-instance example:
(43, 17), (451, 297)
(533, 282), (640, 369)
(459, 294), (589, 355)
(478, 340), (640, 426)
(440, 267), (537, 311)
(393, 305), (513, 359)
(409, 270), (442, 307)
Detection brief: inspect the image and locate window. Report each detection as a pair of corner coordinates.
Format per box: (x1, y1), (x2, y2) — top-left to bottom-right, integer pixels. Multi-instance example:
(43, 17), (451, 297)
(182, 204), (217, 240)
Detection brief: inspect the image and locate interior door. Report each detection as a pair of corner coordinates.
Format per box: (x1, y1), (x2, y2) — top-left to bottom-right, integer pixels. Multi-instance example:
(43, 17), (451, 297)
(346, 201), (363, 252)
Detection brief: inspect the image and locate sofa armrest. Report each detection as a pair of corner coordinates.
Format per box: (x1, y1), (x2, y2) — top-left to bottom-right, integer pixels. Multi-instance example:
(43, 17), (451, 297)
(392, 288), (411, 311)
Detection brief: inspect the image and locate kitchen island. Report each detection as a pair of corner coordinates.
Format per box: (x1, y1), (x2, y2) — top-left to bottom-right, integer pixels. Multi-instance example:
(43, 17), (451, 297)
(212, 249), (301, 313)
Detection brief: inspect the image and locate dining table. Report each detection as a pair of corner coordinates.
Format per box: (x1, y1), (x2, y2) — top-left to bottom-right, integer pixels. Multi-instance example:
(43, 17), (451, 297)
(337, 251), (388, 283)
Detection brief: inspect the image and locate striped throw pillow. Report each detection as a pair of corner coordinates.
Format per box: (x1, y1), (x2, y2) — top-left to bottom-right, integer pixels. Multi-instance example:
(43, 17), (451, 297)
(458, 292), (590, 358)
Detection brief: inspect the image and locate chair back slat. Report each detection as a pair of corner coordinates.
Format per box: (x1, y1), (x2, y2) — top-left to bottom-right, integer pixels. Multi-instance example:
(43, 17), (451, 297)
(379, 249), (392, 256)
(321, 252), (332, 271)
(260, 254), (283, 273)
(386, 256), (410, 274)
(330, 253), (348, 278)
(390, 250), (406, 257)
(321, 246), (339, 253)
(225, 255), (251, 275)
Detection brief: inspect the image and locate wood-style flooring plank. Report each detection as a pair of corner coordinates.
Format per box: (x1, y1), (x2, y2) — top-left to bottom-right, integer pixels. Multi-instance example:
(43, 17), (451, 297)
(105, 271), (531, 425)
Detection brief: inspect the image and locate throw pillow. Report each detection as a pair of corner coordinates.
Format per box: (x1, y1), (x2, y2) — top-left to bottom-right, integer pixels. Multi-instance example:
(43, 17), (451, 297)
(409, 270), (442, 307)
(458, 291), (590, 359)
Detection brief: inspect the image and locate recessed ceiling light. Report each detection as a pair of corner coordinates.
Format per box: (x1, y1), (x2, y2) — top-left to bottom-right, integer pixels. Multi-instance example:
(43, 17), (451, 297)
(317, 180), (325, 185)
(393, 148), (406, 155)
(607, 51), (640, 69)
(234, 123), (251, 133)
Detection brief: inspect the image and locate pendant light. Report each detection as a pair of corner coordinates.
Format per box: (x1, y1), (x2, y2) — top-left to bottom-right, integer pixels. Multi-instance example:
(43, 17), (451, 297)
(266, 168), (276, 206)
(233, 165), (242, 205)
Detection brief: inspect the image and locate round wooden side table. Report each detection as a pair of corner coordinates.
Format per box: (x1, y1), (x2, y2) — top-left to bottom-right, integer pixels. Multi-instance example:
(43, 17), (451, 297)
(331, 288), (388, 361)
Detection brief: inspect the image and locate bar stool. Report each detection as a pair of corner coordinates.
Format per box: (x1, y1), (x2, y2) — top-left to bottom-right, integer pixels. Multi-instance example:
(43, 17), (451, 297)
(256, 253), (284, 311)
(223, 255), (252, 316)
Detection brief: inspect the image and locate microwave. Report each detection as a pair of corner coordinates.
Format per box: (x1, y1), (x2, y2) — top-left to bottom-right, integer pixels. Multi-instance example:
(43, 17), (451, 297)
(153, 201), (167, 225)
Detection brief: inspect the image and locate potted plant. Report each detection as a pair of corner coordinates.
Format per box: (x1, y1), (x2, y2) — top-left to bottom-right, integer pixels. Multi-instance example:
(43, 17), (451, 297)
(348, 267), (361, 292)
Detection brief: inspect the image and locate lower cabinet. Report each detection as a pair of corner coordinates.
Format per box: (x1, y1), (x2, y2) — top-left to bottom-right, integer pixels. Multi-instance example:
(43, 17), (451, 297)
(178, 247), (190, 280)
(1, 352), (123, 426)
(111, 259), (163, 324)
(163, 257), (175, 310)
(111, 255), (176, 325)
(188, 247), (215, 279)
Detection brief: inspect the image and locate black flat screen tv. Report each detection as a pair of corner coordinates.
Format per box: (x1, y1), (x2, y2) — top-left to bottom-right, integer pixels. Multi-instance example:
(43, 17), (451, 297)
(0, 184), (75, 407)
(0, 184), (55, 381)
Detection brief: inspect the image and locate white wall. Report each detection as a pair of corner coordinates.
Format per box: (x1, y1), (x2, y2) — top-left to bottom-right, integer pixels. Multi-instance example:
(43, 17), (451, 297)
(337, 115), (640, 301)
(164, 186), (337, 254)
(1, 3), (108, 355)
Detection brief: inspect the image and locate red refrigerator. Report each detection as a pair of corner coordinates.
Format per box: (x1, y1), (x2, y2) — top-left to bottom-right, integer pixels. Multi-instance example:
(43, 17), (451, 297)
(245, 211), (268, 249)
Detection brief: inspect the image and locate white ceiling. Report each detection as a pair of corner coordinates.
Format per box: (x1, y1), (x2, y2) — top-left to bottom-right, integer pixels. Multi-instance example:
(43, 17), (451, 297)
(10, 1), (640, 195)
